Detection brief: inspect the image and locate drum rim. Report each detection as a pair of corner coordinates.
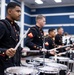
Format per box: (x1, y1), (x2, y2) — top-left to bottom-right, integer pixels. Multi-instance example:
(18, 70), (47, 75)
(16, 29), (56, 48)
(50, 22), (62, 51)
(37, 66), (59, 74)
(4, 66), (37, 74)
(45, 62), (68, 70)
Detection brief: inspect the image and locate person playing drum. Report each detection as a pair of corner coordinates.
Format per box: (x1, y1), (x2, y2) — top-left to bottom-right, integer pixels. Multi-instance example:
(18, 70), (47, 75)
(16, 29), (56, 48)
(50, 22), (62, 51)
(0, 2), (23, 75)
(45, 28), (56, 58)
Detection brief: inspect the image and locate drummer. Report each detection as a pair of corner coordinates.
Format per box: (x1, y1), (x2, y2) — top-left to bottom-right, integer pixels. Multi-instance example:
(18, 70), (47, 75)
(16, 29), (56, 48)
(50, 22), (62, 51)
(0, 2), (22, 75)
(55, 27), (66, 53)
(55, 27), (70, 56)
(55, 27), (64, 46)
(45, 28), (56, 58)
(25, 15), (45, 51)
(25, 15), (55, 56)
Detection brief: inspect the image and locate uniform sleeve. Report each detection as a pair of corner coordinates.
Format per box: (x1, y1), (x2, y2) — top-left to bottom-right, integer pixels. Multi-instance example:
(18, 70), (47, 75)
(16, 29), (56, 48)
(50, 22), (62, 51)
(55, 35), (62, 45)
(45, 38), (49, 50)
(45, 38), (53, 50)
(0, 22), (7, 53)
(0, 23), (5, 39)
(25, 28), (42, 50)
(55, 35), (59, 45)
(45, 38), (55, 57)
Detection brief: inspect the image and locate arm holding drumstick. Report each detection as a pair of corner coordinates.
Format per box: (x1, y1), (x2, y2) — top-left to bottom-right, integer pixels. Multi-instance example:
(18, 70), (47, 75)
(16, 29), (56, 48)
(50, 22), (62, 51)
(7, 28), (30, 58)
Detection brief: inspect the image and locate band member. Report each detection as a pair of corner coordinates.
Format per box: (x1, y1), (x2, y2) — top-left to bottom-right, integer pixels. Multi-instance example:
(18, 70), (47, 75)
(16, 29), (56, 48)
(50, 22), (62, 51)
(25, 15), (46, 50)
(63, 32), (72, 45)
(55, 27), (70, 56)
(45, 28), (56, 49)
(55, 27), (64, 45)
(45, 28), (56, 58)
(55, 27), (66, 53)
(0, 2), (22, 75)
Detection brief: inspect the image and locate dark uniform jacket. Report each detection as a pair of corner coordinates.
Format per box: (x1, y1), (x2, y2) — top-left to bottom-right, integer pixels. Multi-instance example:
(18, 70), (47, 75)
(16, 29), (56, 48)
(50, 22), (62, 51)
(45, 36), (56, 58)
(0, 18), (22, 75)
(55, 34), (63, 45)
(25, 25), (44, 50)
(45, 36), (56, 50)
(55, 34), (65, 53)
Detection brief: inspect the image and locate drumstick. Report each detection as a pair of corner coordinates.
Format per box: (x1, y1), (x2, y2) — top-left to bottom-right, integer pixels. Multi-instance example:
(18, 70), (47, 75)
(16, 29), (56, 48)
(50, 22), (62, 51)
(57, 48), (74, 56)
(22, 44), (72, 53)
(25, 50), (40, 53)
(57, 52), (67, 55)
(47, 48), (58, 52)
(9, 28), (30, 58)
(14, 28), (30, 50)
(47, 44), (72, 52)
(57, 44), (72, 49)
(27, 49), (57, 53)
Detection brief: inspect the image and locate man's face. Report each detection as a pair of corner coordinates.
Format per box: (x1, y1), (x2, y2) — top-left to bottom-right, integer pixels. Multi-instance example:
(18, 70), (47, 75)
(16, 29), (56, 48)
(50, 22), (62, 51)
(58, 28), (64, 35)
(50, 30), (56, 37)
(38, 17), (46, 28)
(8, 6), (21, 21)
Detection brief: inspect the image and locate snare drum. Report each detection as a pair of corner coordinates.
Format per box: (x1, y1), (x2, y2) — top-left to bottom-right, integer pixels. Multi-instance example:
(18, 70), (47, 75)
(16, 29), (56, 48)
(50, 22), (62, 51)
(50, 56), (69, 66)
(45, 63), (69, 75)
(5, 66), (38, 75)
(33, 57), (55, 65)
(37, 66), (59, 75)
(21, 58), (35, 67)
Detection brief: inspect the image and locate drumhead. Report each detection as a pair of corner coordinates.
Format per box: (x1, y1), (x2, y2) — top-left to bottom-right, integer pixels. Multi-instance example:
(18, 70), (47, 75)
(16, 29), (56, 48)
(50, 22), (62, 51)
(45, 63), (68, 70)
(38, 66), (59, 74)
(5, 66), (37, 75)
(50, 56), (70, 62)
(33, 57), (55, 63)
(21, 61), (34, 68)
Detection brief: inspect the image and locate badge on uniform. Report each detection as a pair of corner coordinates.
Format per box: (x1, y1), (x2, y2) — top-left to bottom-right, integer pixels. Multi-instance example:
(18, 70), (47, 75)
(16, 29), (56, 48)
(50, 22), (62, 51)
(28, 32), (33, 38)
(45, 42), (49, 46)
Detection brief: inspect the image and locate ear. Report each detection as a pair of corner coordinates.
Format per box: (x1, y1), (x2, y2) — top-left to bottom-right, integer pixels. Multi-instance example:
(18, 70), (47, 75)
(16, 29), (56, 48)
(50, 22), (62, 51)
(7, 9), (12, 15)
(38, 19), (41, 22)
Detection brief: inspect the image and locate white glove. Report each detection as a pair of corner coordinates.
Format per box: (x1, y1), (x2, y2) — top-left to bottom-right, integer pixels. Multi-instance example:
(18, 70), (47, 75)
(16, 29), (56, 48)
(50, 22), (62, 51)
(22, 47), (30, 52)
(41, 48), (47, 52)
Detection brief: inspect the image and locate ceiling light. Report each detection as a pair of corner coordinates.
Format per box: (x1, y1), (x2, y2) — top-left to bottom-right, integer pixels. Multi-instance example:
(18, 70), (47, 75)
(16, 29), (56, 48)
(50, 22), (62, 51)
(54, 0), (62, 3)
(35, 0), (43, 4)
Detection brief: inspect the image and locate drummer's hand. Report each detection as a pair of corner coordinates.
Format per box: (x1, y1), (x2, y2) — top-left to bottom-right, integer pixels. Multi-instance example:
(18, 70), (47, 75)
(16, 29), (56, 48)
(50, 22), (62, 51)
(6, 48), (16, 57)
(72, 43), (74, 46)
(22, 47), (30, 52)
(57, 53), (62, 56)
(41, 48), (47, 52)
(50, 50), (55, 55)
(57, 45), (62, 48)
(65, 47), (70, 50)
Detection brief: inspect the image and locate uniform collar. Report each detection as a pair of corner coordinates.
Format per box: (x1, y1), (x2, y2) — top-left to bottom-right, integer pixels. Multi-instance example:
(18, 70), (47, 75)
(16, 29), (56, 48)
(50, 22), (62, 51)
(36, 25), (42, 31)
(5, 18), (15, 25)
(57, 34), (63, 36)
(49, 35), (53, 39)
